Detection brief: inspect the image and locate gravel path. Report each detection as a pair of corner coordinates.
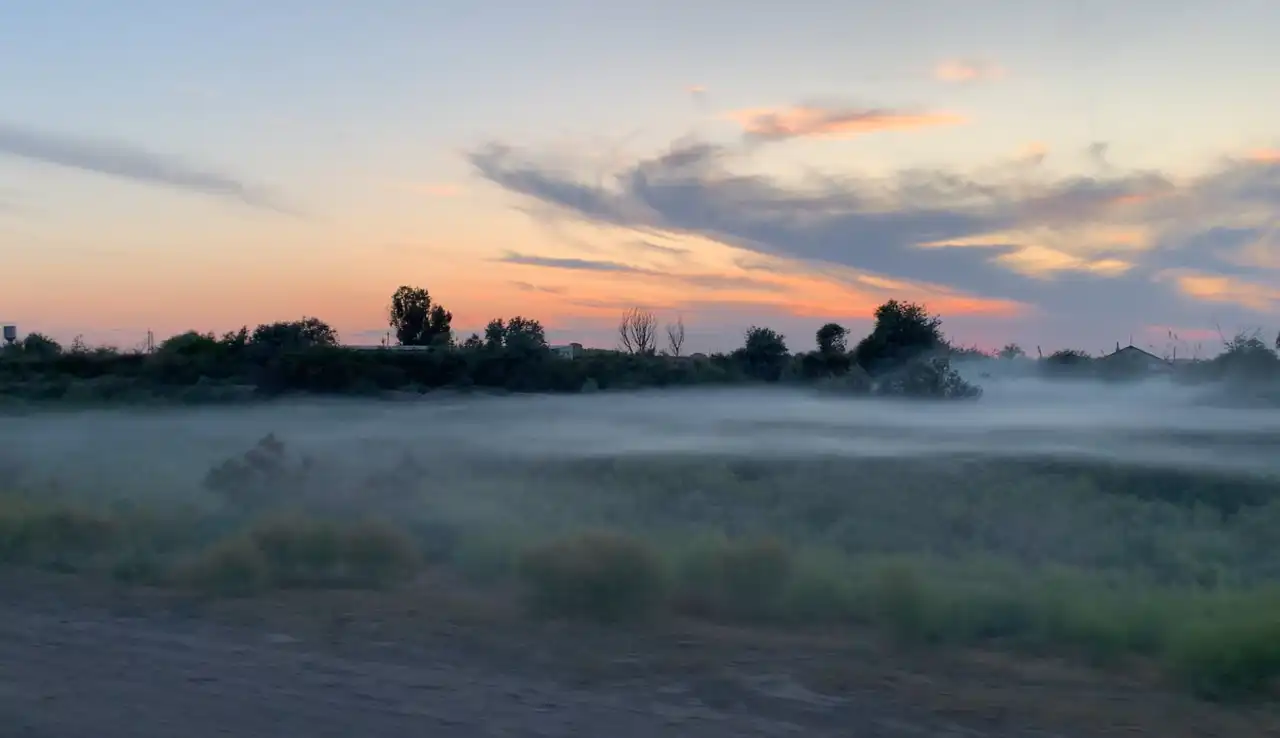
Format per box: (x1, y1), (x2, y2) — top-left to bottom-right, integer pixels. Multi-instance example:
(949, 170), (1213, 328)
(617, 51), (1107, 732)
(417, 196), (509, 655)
(0, 575), (1272, 737)
(0, 595), (966, 737)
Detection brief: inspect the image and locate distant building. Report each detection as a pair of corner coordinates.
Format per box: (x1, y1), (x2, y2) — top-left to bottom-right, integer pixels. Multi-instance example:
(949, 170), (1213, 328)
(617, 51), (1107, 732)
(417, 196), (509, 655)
(1097, 344), (1172, 373)
(346, 344), (434, 352)
(550, 342), (582, 359)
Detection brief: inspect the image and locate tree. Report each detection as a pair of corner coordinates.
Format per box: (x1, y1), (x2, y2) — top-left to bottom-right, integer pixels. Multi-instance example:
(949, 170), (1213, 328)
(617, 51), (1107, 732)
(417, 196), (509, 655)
(19, 332), (62, 358)
(250, 317), (339, 351)
(480, 316), (548, 354)
(158, 330), (221, 358)
(665, 314), (686, 357)
(997, 343), (1026, 360)
(389, 285), (453, 347)
(735, 326), (789, 381)
(853, 300), (946, 374)
(619, 307), (657, 355)
(483, 319), (507, 349)
(815, 323), (848, 355)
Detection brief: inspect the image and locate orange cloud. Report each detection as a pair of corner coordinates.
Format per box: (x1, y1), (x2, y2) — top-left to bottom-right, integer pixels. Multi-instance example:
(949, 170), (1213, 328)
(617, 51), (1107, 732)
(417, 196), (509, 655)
(1160, 269), (1280, 312)
(934, 58), (1005, 82)
(995, 245), (1133, 279)
(727, 105), (966, 141)
(1247, 148), (1280, 164)
(1018, 141), (1049, 163)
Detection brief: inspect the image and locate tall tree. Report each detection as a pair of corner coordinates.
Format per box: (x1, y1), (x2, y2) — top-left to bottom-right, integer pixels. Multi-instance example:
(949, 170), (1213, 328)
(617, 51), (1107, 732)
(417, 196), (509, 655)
(734, 326), (789, 381)
(815, 323), (847, 355)
(619, 307), (658, 355)
(853, 300), (946, 373)
(389, 285), (453, 347)
(484, 316), (548, 354)
(665, 314), (686, 357)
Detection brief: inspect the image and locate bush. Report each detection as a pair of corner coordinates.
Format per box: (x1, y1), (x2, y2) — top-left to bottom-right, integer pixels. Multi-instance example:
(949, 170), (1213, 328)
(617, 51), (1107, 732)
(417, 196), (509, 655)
(1167, 610), (1280, 700)
(518, 531), (667, 622)
(0, 501), (119, 571)
(176, 538), (271, 597)
(675, 536), (794, 621)
(246, 516), (420, 588)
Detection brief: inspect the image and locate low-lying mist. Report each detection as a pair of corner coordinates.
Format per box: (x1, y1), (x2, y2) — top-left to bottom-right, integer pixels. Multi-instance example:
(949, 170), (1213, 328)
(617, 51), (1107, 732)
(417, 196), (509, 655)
(7, 378), (1280, 697)
(3, 378), (1277, 497)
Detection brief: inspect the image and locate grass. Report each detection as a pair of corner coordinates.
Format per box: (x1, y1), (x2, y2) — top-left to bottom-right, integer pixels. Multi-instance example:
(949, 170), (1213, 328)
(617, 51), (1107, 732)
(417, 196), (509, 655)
(518, 530), (666, 622)
(3, 432), (1280, 700)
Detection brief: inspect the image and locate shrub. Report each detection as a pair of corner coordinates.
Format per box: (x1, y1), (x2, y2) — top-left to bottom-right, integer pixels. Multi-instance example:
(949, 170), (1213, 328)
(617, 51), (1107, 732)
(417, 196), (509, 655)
(0, 501), (119, 571)
(339, 519), (420, 586)
(1167, 610), (1280, 700)
(246, 516), (420, 588)
(518, 531), (667, 622)
(676, 536), (794, 621)
(176, 538), (271, 597)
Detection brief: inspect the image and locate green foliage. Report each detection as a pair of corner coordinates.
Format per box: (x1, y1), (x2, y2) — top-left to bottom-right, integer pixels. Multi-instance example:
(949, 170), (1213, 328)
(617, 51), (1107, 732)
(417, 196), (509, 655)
(676, 536), (794, 621)
(733, 326), (789, 381)
(176, 538), (272, 596)
(246, 516), (419, 588)
(815, 322), (847, 355)
(874, 355), (982, 400)
(249, 317), (339, 353)
(997, 343), (1026, 360)
(854, 300), (946, 373)
(1168, 609), (1280, 700)
(20, 333), (63, 358)
(518, 531), (667, 622)
(389, 285), (453, 347)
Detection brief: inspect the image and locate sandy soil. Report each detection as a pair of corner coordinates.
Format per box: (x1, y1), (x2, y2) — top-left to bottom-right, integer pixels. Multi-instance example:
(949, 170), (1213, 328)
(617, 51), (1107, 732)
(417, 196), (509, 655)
(0, 572), (1275, 737)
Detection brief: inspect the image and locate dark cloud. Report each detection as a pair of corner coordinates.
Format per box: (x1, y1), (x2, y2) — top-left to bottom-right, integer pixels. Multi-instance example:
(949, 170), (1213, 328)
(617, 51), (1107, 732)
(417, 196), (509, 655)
(509, 280), (567, 294)
(471, 137), (1280, 339)
(0, 121), (287, 211)
(497, 251), (786, 292)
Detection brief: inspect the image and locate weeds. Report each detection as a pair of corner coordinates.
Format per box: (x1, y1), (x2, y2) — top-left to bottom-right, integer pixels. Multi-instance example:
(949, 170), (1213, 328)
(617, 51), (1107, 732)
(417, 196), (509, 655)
(518, 531), (666, 622)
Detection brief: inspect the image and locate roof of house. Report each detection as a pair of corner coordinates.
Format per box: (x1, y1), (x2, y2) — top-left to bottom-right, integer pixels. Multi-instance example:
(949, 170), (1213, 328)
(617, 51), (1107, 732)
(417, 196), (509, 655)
(1100, 344), (1168, 363)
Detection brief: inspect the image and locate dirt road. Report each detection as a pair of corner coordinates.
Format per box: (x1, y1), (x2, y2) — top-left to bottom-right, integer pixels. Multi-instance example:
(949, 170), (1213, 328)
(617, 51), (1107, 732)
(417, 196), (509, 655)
(0, 574), (1272, 737)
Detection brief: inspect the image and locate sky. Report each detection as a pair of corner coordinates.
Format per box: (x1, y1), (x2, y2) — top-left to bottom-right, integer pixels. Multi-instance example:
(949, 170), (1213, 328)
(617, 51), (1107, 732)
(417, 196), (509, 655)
(1, 0), (1278, 356)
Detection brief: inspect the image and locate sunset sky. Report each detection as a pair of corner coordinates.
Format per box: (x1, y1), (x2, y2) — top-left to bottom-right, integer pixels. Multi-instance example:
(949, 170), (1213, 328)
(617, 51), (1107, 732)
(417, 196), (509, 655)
(2, 1), (1278, 355)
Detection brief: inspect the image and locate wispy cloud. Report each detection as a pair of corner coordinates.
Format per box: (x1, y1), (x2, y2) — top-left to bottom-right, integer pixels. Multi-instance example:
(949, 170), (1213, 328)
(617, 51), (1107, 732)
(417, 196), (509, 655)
(726, 103), (966, 142)
(509, 280), (567, 294)
(0, 121), (285, 210)
(934, 58), (1005, 83)
(469, 134), (1280, 333)
(498, 252), (786, 292)
(626, 240), (690, 259)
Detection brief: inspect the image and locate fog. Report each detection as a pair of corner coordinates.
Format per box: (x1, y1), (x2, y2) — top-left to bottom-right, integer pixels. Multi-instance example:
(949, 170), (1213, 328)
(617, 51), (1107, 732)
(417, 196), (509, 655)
(2, 377), (1278, 500)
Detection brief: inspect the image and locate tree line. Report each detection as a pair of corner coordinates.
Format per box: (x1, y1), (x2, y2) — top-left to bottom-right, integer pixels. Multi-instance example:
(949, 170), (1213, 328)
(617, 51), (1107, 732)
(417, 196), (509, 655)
(2, 284), (1277, 403)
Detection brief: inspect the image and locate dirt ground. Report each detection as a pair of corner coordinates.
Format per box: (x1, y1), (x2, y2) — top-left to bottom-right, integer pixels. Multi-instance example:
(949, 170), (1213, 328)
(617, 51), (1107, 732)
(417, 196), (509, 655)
(0, 571), (1275, 737)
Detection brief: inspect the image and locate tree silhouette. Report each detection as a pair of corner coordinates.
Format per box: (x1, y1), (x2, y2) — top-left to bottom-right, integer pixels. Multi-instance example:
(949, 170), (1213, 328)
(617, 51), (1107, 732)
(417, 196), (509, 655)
(815, 323), (848, 355)
(250, 318), (338, 351)
(618, 307), (658, 355)
(665, 315), (686, 357)
(853, 300), (946, 373)
(484, 316), (548, 354)
(389, 285), (453, 347)
(998, 343), (1026, 360)
(735, 326), (789, 381)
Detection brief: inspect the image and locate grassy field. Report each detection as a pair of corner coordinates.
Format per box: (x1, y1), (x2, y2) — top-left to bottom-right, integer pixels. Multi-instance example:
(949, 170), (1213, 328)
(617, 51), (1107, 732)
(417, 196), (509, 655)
(2, 393), (1279, 701)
